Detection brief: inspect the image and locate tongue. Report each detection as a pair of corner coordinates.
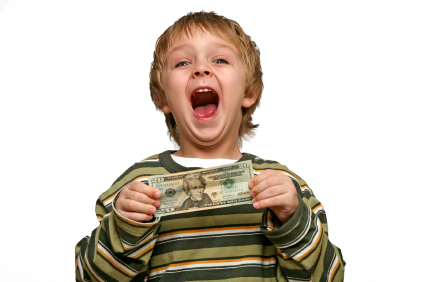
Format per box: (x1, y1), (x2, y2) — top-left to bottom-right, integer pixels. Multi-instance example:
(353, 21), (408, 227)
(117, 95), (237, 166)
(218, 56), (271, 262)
(193, 104), (218, 118)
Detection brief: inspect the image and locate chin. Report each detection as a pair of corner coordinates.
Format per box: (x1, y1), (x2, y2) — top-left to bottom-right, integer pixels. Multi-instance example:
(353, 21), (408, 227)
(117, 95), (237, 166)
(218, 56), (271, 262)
(190, 118), (239, 144)
(192, 127), (225, 143)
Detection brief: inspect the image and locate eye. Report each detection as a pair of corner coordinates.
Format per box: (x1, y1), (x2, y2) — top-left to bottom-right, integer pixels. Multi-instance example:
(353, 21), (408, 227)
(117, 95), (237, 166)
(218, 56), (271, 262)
(214, 59), (228, 64)
(176, 61), (190, 67)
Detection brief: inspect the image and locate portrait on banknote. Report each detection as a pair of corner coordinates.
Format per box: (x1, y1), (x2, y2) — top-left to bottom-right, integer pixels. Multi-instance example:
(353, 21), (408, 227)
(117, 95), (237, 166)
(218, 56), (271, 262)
(178, 173), (213, 211)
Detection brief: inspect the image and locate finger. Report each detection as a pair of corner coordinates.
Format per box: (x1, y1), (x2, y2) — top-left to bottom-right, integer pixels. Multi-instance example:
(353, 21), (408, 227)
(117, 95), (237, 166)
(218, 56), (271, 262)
(119, 198), (157, 215)
(249, 170), (286, 190)
(118, 210), (153, 222)
(127, 181), (161, 199)
(249, 169), (276, 188)
(252, 184), (287, 202)
(250, 174), (287, 196)
(125, 189), (161, 207)
(253, 194), (291, 209)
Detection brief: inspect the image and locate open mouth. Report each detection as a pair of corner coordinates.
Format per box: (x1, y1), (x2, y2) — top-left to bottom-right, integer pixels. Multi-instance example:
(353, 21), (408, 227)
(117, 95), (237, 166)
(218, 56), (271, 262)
(191, 88), (219, 119)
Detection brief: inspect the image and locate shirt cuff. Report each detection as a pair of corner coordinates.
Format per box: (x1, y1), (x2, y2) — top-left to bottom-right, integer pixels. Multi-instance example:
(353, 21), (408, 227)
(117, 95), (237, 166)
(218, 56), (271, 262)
(261, 194), (311, 247)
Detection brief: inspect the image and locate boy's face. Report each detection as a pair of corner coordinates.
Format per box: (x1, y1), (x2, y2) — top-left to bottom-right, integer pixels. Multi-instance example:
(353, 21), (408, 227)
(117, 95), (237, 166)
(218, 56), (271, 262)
(161, 29), (257, 150)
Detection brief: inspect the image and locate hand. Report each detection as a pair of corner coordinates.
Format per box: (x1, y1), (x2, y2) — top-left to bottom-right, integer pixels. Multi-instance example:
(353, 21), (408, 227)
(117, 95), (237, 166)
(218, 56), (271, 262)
(115, 181), (161, 222)
(249, 170), (299, 223)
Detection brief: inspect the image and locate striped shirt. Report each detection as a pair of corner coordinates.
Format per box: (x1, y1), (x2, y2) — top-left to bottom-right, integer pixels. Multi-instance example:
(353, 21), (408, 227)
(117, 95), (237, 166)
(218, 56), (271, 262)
(75, 150), (345, 281)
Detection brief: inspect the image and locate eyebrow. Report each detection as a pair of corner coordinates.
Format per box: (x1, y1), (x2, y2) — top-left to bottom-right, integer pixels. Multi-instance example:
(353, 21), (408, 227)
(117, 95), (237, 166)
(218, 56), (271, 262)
(168, 43), (236, 55)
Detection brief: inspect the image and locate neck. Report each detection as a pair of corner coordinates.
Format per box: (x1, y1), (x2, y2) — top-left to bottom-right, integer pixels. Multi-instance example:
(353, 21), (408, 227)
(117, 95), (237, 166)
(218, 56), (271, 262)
(174, 139), (242, 160)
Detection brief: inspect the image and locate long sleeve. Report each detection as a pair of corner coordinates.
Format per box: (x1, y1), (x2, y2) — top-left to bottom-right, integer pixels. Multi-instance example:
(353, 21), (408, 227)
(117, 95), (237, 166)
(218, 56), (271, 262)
(77, 152), (345, 281)
(75, 162), (163, 281)
(261, 171), (345, 282)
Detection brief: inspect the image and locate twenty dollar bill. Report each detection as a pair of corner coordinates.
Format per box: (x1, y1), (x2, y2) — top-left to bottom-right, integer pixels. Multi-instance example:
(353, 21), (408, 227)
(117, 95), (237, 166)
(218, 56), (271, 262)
(148, 160), (253, 217)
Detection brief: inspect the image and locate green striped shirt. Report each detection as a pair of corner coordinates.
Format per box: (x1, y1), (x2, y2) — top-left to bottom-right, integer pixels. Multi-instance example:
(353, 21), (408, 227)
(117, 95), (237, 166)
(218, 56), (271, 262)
(75, 150), (345, 281)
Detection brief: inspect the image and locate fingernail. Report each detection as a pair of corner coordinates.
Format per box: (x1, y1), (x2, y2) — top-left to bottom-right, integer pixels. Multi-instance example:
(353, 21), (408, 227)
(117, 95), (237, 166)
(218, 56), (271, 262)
(150, 208), (156, 214)
(252, 197), (257, 203)
(154, 192), (160, 198)
(154, 202), (160, 208)
(249, 182), (254, 189)
(253, 202), (260, 208)
(250, 192), (255, 198)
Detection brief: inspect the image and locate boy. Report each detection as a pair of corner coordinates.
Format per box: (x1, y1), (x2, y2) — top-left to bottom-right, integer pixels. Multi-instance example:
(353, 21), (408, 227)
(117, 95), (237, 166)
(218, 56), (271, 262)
(76, 11), (345, 282)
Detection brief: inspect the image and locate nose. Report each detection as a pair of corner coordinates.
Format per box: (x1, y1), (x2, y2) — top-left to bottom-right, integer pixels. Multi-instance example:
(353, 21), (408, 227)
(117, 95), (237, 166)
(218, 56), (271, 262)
(193, 62), (212, 78)
(194, 70), (211, 76)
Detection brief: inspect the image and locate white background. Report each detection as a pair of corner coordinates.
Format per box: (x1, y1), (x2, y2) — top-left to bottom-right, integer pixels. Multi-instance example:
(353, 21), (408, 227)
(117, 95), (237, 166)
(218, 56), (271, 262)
(1, 0), (424, 281)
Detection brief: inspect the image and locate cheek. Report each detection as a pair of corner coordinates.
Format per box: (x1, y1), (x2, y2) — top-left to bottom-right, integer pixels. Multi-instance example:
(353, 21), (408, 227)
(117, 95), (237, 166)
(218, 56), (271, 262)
(162, 67), (180, 89)
(161, 73), (174, 94)
(237, 70), (247, 91)
(165, 75), (188, 97)
(225, 68), (247, 91)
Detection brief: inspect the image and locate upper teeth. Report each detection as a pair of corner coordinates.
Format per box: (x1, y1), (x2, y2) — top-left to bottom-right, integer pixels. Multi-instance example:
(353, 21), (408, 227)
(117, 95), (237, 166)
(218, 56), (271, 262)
(196, 88), (214, 93)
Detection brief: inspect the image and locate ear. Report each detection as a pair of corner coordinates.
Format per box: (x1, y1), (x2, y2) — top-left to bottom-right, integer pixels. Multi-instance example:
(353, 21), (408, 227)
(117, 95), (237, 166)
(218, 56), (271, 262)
(160, 103), (171, 114)
(242, 91), (260, 108)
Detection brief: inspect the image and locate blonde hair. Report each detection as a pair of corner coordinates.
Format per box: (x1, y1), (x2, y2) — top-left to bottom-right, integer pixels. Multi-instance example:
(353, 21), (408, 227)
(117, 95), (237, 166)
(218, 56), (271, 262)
(150, 11), (263, 146)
